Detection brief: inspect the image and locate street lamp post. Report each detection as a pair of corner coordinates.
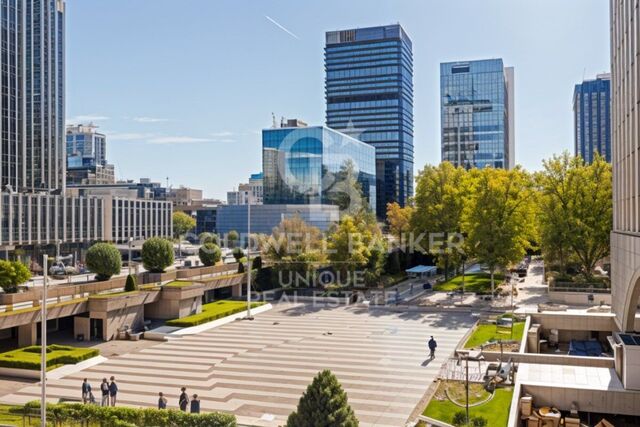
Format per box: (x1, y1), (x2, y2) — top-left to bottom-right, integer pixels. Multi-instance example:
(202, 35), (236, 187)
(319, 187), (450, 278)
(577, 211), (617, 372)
(465, 354), (469, 426)
(128, 237), (133, 276)
(40, 255), (48, 426)
(245, 203), (253, 320)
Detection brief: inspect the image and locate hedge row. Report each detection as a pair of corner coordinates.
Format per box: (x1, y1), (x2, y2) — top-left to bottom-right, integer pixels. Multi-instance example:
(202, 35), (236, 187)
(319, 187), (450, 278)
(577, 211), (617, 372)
(166, 302), (263, 327)
(0, 345), (99, 370)
(12, 402), (236, 427)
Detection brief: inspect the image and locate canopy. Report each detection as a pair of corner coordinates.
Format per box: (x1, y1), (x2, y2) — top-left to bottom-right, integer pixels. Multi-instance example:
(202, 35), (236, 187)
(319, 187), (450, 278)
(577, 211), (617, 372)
(405, 265), (437, 274)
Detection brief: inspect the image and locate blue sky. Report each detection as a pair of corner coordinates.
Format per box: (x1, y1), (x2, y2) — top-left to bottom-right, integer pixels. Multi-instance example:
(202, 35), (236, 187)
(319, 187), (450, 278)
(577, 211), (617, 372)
(65, 0), (610, 199)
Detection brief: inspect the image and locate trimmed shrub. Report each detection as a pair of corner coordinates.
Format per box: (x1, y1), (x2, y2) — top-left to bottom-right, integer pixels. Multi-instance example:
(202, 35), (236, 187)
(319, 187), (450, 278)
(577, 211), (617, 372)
(0, 345), (99, 370)
(86, 243), (122, 281)
(452, 411), (468, 427)
(141, 237), (174, 273)
(287, 369), (358, 427)
(124, 274), (138, 292)
(471, 417), (488, 427)
(199, 243), (222, 266)
(227, 230), (239, 247)
(15, 402), (236, 427)
(166, 301), (263, 327)
(199, 232), (219, 245)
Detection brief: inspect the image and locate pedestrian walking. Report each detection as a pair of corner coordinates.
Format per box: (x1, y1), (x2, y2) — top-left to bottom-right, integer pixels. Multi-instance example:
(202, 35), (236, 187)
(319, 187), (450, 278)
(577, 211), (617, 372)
(158, 392), (167, 409)
(81, 378), (91, 404)
(428, 336), (437, 359)
(179, 387), (189, 412)
(190, 394), (200, 414)
(108, 376), (118, 406)
(100, 378), (109, 406)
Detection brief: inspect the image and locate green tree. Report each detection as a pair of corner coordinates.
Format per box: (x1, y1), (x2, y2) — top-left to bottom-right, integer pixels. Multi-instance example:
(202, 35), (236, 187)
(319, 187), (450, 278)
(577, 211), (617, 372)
(0, 260), (31, 293)
(85, 242), (122, 281)
(124, 274), (138, 292)
(227, 230), (239, 248)
(327, 215), (370, 281)
(141, 237), (175, 273)
(537, 152), (612, 279)
(326, 159), (365, 216)
(260, 215), (326, 286)
(199, 243), (222, 266)
(198, 232), (219, 245)
(286, 370), (358, 427)
(172, 211), (196, 239)
(412, 162), (468, 279)
(462, 167), (536, 296)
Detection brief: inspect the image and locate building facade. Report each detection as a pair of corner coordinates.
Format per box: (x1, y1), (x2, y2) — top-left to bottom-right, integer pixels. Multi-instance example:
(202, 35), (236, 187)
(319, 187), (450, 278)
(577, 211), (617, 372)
(66, 124), (115, 185)
(166, 187), (203, 207)
(610, 0), (640, 332)
(440, 59), (515, 169)
(216, 204), (339, 236)
(573, 73), (612, 163)
(262, 123), (376, 209)
(325, 24), (414, 218)
(227, 174), (263, 206)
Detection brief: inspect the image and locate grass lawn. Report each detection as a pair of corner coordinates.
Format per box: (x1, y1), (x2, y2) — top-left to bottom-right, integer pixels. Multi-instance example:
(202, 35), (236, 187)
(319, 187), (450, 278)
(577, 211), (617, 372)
(164, 280), (197, 288)
(423, 382), (514, 427)
(166, 300), (264, 327)
(0, 345), (99, 371)
(464, 322), (525, 348)
(433, 272), (504, 293)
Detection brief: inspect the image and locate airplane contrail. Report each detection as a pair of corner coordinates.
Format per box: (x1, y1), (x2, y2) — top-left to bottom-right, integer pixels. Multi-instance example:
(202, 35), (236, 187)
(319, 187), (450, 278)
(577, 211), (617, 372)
(265, 15), (300, 40)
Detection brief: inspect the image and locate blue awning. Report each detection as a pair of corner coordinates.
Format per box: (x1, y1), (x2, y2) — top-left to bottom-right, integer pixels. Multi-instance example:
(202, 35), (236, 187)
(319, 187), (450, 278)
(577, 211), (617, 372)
(405, 265), (437, 274)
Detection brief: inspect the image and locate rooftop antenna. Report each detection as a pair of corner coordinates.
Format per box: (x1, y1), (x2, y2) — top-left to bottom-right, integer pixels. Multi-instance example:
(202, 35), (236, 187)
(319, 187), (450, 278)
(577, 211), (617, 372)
(166, 176), (169, 189)
(271, 113), (277, 128)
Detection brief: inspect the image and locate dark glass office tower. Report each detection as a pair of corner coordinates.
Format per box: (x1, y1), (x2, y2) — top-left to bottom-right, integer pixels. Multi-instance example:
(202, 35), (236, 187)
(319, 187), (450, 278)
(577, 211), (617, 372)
(325, 24), (414, 218)
(440, 59), (515, 170)
(573, 73), (611, 164)
(0, 0), (65, 193)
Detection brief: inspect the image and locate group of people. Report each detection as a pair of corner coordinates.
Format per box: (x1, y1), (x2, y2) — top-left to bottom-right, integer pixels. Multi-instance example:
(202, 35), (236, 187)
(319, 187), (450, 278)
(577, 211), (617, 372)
(81, 376), (118, 406)
(81, 379), (200, 413)
(166, 387), (200, 413)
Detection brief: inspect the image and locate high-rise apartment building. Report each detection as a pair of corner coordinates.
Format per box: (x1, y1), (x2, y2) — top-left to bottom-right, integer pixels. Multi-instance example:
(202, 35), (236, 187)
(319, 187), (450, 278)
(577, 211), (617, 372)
(66, 124), (115, 185)
(573, 73), (611, 163)
(610, 0), (640, 332)
(440, 59), (515, 169)
(325, 24), (414, 218)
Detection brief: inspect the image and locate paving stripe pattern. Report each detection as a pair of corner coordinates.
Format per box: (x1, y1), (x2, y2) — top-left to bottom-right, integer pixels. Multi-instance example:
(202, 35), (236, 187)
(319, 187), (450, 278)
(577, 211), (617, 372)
(1, 303), (473, 427)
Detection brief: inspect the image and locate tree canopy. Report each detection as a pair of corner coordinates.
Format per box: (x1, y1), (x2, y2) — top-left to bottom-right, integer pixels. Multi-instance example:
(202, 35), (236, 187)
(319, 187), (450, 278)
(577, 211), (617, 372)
(286, 370), (359, 427)
(86, 242), (122, 281)
(536, 152), (612, 278)
(141, 238), (175, 273)
(172, 212), (196, 239)
(0, 260), (31, 293)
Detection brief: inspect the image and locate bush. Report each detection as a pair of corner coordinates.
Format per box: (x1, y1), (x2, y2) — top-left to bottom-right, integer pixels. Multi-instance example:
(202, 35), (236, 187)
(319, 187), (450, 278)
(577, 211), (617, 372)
(141, 238), (174, 273)
(199, 232), (219, 245)
(452, 411), (468, 427)
(231, 247), (244, 262)
(199, 243), (222, 266)
(227, 230), (239, 247)
(252, 256), (262, 270)
(287, 369), (358, 427)
(124, 274), (138, 292)
(0, 345), (99, 370)
(86, 243), (122, 281)
(15, 402), (236, 427)
(471, 417), (488, 427)
(166, 300), (263, 327)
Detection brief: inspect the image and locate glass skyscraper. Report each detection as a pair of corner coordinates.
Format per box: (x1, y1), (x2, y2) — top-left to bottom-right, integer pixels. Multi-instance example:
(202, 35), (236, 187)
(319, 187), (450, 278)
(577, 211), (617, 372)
(325, 24), (413, 218)
(573, 73), (611, 164)
(440, 59), (515, 169)
(262, 123), (376, 209)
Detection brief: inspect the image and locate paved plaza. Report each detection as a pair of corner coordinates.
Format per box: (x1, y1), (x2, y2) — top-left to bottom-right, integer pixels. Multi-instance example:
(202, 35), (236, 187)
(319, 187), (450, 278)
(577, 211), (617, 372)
(1, 303), (473, 427)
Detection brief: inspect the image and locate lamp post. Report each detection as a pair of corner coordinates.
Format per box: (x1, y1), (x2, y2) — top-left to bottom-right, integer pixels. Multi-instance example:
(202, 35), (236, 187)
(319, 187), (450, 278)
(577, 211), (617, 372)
(128, 237), (133, 276)
(40, 255), (48, 426)
(245, 203), (253, 320)
(465, 353), (469, 426)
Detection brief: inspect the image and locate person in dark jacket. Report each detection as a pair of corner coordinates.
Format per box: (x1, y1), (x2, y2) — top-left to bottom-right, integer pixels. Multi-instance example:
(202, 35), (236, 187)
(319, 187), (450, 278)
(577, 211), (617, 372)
(158, 392), (167, 409)
(108, 376), (118, 406)
(190, 394), (200, 414)
(179, 387), (189, 411)
(428, 336), (437, 359)
(100, 378), (109, 406)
